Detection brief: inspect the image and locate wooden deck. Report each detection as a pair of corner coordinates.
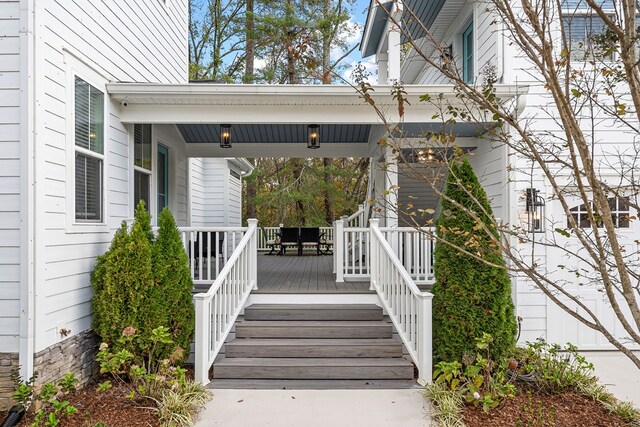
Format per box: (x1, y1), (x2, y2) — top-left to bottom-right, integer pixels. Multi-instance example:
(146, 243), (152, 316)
(255, 254), (371, 294)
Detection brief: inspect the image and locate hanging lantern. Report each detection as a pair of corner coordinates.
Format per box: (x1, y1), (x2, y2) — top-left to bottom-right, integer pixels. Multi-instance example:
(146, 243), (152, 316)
(220, 124), (232, 148)
(307, 124), (320, 149)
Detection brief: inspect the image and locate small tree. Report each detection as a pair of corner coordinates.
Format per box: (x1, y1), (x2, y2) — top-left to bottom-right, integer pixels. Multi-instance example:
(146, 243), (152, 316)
(92, 204), (154, 347)
(432, 157), (517, 363)
(151, 207), (195, 354)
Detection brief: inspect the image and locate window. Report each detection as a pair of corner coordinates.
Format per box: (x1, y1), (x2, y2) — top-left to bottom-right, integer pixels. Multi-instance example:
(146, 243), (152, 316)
(134, 124), (152, 211)
(462, 22), (474, 83)
(563, 14), (613, 60)
(569, 196), (630, 228)
(74, 77), (104, 222)
(157, 144), (169, 216)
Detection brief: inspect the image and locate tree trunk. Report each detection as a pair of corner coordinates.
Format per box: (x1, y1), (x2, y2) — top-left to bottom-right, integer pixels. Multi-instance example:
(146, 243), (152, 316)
(322, 158), (334, 224)
(245, 0), (254, 83)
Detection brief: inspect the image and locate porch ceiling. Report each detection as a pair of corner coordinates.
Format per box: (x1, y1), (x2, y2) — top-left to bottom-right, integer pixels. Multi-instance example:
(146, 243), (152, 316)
(106, 83), (528, 158)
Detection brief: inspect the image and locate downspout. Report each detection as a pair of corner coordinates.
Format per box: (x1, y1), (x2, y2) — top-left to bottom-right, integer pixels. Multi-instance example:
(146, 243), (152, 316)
(18, 0), (36, 381)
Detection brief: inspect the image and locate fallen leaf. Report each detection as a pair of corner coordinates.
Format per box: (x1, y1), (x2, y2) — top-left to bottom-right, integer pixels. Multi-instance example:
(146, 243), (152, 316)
(237, 399), (243, 403)
(291, 396), (296, 399)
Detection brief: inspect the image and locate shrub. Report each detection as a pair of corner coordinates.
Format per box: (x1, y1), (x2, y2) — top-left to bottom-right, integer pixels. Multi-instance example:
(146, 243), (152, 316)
(432, 157), (517, 364)
(513, 341), (594, 394)
(97, 326), (210, 426)
(433, 333), (516, 413)
(92, 202), (193, 361)
(92, 202), (154, 347)
(150, 208), (195, 355)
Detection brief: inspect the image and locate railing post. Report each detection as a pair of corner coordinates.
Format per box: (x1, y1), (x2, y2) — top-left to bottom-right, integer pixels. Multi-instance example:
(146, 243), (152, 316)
(247, 219), (258, 290)
(369, 219), (379, 291)
(417, 293), (433, 386)
(335, 218), (345, 283)
(194, 294), (210, 385)
(333, 220), (337, 274)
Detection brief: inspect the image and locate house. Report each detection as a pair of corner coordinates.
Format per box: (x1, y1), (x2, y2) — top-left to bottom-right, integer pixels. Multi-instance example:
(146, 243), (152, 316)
(0, 0), (634, 408)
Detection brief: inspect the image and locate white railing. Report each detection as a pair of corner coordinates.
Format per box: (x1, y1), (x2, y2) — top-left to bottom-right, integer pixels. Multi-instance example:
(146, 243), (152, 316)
(193, 219), (258, 385)
(178, 227), (248, 286)
(369, 218), (433, 385)
(345, 203), (368, 228)
(334, 220), (435, 283)
(258, 226), (334, 251)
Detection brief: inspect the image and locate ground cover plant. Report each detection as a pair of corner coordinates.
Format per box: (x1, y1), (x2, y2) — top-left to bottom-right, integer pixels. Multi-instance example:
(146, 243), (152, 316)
(426, 339), (640, 427)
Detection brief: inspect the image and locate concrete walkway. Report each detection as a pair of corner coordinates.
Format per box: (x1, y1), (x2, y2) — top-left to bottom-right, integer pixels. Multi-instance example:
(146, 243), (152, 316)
(583, 351), (640, 405)
(195, 389), (431, 427)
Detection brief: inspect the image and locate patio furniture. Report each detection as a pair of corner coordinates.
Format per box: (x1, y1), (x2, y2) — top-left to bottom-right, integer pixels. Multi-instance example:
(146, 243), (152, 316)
(188, 232), (224, 259)
(278, 227), (300, 255)
(261, 226), (280, 255)
(319, 233), (333, 255)
(299, 227), (322, 255)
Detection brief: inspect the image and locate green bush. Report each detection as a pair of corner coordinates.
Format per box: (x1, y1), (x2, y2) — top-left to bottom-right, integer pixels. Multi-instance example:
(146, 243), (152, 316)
(92, 202), (193, 360)
(92, 205), (154, 347)
(432, 157), (517, 364)
(150, 208), (195, 354)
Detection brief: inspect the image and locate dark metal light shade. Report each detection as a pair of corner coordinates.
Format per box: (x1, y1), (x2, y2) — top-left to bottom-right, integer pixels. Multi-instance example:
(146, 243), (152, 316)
(525, 188), (545, 233)
(220, 124), (232, 148)
(307, 124), (320, 149)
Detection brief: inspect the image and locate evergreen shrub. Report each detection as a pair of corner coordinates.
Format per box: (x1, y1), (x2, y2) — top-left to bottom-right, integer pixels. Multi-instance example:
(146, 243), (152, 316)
(92, 201), (194, 360)
(432, 157), (517, 364)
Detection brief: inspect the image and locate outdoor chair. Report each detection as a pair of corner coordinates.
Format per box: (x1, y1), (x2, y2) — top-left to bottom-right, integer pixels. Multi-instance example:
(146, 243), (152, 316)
(261, 226), (280, 255)
(299, 227), (322, 255)
(187, 233), (225, 277)
(319, 233), (333, 255)
(277, 227), (300, 255)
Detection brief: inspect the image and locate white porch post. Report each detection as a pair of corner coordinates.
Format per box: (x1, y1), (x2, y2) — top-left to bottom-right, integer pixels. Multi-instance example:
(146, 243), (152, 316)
(369, 218), (379, 291)
(194, 295), (210, 385)
(385, 145), (399, 228)
(335, 218), (345, 283)
(377, 52), (388, 85)
(387, 1), (403, 83)
(248, 219), (258, 290)
(417, 293), (434, 385)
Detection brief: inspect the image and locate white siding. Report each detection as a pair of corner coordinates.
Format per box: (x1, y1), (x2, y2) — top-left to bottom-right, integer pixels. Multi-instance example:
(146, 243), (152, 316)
(412, 1), (499, 85)
(227, 164), (242, 227)
(0, 0), (21, 352)
(189, 158), (229, 227)
(468, 140), (506, 221)
(398, 164), (442, 226)
(34, 1), (189, 352)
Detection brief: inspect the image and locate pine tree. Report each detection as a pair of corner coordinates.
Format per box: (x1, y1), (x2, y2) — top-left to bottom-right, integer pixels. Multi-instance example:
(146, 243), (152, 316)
(432, 157), (517, 363)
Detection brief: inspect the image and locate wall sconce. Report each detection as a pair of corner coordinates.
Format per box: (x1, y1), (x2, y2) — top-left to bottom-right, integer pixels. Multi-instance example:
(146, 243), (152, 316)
(525, 188), (545, 233)
(220, 124), (232, 148)
(440, 44), (453, 69)
(307, 124), (320, 149)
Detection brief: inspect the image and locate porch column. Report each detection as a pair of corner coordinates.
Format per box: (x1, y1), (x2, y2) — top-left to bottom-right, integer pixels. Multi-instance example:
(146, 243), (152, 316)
(385, 145), (398, 229)
(377, 52), (388, 85)
(387, 1), (403, 83)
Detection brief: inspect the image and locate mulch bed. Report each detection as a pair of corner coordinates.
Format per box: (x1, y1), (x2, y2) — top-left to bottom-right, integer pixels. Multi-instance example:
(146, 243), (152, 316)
(462, 386), (628, 427)
(1, 381), (159, 427)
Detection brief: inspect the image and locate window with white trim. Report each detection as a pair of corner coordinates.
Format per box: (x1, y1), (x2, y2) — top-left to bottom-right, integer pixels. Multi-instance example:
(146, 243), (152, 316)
(569, 196), (630, 228)
(134, 124), (152, 211)
(74, 77), (104, 222)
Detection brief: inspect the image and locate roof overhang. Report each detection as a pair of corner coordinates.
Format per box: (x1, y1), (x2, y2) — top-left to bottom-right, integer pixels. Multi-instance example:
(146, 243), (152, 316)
(106, 83), (528, 125)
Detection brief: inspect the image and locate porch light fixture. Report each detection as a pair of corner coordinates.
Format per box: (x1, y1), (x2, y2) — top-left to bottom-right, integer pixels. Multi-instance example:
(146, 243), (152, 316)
(525, 188), (545, 233)
(307, 124), (320, 149)
(220, 124), (232, 148)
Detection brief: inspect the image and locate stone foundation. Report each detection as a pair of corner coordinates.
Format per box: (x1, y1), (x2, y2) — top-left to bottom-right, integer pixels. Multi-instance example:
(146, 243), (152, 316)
(34, 330), (100, 390)
(0, 353), (19, 411)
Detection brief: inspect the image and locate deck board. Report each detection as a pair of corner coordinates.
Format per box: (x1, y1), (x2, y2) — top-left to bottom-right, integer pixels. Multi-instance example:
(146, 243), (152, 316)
(255, 254), (371, 294)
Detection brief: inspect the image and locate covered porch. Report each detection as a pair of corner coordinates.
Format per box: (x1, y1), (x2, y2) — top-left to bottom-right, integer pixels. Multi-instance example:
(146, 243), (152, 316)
(106, 81), (524, 386)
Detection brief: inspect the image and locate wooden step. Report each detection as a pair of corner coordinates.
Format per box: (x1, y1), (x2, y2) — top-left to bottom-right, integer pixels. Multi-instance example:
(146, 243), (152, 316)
(235, 321), (393, 339)
(225, 338), (402, 358)
(213, 357), (415, 380)
(244, 304), (383, 321)
(209, 379), (422, 390)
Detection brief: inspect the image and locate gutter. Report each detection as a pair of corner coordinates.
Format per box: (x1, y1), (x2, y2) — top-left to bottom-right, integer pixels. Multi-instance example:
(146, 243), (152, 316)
(18, 0), (36, 381)
(228, 158), (255, 177)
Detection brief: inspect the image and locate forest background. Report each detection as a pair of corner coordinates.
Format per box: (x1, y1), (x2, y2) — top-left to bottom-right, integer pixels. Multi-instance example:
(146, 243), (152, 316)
(189, 0), (373, 226)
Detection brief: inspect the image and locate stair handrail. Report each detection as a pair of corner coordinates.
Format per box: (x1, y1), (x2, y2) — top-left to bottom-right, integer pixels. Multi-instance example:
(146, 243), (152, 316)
(193, 219), (258, 385)
(369, 218), (433, 385)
